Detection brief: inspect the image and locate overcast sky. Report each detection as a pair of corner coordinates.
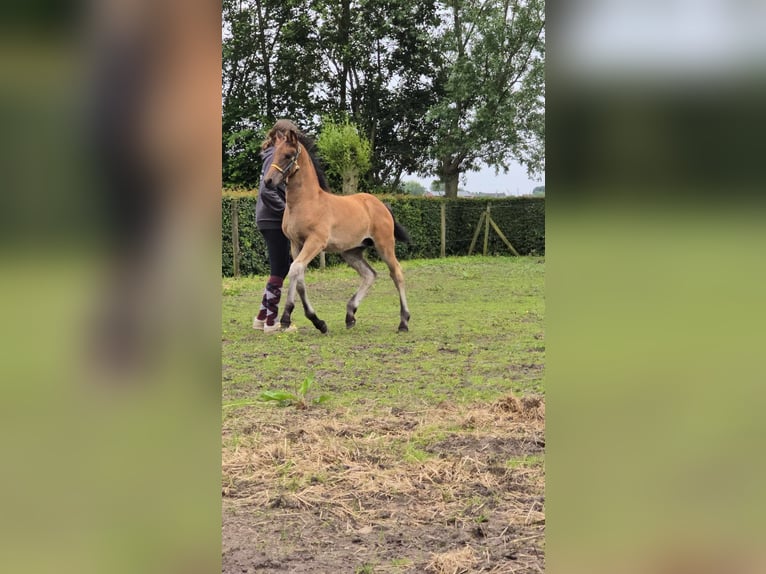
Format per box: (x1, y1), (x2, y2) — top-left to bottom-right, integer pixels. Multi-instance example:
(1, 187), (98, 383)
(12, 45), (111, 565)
(560, 0), (766, 78)
(405, 160), (544, 196)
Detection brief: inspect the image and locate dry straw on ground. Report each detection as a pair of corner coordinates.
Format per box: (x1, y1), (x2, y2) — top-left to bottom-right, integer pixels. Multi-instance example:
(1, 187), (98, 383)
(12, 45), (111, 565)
(222, 394), (545, 572)
(492, 393), (545, 421)
(426, 545), (479, 574)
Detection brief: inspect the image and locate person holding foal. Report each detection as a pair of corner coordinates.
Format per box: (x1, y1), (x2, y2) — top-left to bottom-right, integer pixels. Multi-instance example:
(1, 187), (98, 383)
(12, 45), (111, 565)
(252, 119), (300, 334)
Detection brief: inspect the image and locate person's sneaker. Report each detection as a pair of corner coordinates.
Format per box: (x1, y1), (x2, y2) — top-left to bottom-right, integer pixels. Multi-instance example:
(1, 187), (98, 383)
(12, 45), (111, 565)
(253, 317), (266, 330)
(264, 322), (297, 334)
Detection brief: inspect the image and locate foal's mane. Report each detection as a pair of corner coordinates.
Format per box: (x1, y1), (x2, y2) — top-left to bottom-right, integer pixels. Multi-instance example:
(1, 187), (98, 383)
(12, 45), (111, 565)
(290, 129), (330, 192)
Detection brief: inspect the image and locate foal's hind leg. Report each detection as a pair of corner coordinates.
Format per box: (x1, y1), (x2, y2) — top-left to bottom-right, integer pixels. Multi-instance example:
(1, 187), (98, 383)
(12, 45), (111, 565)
(375, 243), (410, 332)
(340, 247), (377, 328)
(281, 238), (328, 333)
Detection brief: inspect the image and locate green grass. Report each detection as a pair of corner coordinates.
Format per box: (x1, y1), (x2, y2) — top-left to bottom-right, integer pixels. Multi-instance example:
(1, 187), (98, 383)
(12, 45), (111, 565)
(401, 441), (433, 463)
(222, 256), (544, 416)
(389, 557), (412, 570)
(505, 453), (546, 469)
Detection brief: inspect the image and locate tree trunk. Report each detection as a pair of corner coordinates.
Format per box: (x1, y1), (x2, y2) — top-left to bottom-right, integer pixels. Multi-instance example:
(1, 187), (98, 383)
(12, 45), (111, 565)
(391, 168), (403, 191)
(443, 171), (459, 198)
(254, 0), (273, 118)
(339, 0), (351, 110)
(342, 168), (359, 194)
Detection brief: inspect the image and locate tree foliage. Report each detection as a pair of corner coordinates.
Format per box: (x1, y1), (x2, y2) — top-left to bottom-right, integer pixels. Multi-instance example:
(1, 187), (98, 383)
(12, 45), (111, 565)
(313, 0), (442, 191)
(316, 117), (372, 194)
(222, 0), (325, 187)
(222, 0), (545, 195)
(402, 180), (428, 195)
(427, 0), (545, 197)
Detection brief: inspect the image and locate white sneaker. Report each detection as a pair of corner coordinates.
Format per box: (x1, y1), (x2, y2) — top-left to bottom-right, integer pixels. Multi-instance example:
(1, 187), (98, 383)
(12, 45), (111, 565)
(253, 317), (266, 330)
(264, 322), (297, 334)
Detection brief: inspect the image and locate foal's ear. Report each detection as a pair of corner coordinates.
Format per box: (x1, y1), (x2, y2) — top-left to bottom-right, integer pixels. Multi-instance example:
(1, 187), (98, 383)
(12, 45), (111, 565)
(286, 129), (298, 145)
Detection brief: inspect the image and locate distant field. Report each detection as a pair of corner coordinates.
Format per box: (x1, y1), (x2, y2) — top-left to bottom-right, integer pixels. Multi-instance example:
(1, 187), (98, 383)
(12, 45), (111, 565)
(222, 256), (545, 573)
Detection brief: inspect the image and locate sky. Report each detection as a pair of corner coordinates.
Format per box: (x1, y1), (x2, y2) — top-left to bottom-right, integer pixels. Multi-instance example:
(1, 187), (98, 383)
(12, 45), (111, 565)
(404, 160), (544, 196)
(560, 0), (766, 79)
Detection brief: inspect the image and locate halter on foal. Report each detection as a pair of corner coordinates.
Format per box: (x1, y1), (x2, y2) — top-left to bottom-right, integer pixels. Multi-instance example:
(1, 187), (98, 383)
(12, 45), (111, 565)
(263, 128), (411, 333)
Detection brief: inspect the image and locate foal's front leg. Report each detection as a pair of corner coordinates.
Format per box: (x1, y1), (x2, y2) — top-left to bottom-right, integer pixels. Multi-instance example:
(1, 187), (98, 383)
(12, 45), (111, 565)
(295, 275), (327, 333)
(280, 238), (328, 333)
(278, 241), (301, 328)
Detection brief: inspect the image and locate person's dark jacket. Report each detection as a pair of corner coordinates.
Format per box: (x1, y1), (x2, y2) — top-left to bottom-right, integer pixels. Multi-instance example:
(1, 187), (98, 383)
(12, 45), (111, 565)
(255, 146), (287, 230)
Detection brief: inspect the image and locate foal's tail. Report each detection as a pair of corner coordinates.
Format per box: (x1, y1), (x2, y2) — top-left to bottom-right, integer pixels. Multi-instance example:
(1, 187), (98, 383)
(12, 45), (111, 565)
(385, 203), (412, 244)
(394, 220), (411, 244)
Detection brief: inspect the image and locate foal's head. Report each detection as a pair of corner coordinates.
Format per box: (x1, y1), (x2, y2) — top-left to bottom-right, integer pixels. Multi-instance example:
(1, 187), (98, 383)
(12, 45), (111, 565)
(263, 128), (301, 190)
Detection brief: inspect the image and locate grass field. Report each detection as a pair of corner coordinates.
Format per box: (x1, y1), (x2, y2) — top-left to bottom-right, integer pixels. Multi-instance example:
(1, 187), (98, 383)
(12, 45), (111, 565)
(222, 256), (545, 573)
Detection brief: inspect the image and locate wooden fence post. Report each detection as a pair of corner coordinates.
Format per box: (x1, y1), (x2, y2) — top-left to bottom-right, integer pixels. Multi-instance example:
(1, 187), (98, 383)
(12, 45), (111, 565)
(231, 198), (240, 277)
(468, 211), (486, 256)
(440, 202), (446, 258)
(483, 203), (490, 256)
(320, 251), (326, 269)
(488, 217), (521, 256)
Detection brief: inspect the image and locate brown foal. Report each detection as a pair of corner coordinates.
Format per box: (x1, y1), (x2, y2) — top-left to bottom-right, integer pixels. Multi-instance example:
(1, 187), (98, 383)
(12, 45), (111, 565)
(263, 128), (411, 333)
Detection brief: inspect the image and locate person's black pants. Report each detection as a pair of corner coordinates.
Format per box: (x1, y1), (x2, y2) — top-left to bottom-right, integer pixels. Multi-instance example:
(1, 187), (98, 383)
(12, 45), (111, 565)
(260, 227), (292, 279)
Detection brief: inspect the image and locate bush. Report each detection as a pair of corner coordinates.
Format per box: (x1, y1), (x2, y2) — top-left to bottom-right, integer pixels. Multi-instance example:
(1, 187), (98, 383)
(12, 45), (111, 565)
(221, 193), (544, 276)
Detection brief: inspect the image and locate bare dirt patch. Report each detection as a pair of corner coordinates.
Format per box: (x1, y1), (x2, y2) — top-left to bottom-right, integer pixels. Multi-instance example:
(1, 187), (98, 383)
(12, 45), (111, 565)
(222, 395), (545, 573)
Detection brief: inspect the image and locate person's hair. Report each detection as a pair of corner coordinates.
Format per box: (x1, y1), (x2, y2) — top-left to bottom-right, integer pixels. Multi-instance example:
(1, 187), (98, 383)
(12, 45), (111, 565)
(261, 119), (300, 150)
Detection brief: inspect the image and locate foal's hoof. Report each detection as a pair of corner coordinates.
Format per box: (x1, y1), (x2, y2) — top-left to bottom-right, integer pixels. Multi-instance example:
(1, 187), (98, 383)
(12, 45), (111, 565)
(346, 319), (356, 329)
(317, 320), (328, 334)
(397, 324), (409, 333)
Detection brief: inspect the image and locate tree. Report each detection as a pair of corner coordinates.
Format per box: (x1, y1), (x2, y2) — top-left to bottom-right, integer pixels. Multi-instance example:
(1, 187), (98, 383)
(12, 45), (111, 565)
(223, 128), (264, 187)
(401, 180), (427, 195)
(222, 0), (325, 187)
(316, 117), (372, 194)
(425, 0), (545, 198)
(221, 0), (546, 194)
(315, 0), (442, 191)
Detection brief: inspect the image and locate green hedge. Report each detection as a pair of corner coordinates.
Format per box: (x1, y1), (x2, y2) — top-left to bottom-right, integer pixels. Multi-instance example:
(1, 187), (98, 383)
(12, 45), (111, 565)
(222, 193), (544, 276)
